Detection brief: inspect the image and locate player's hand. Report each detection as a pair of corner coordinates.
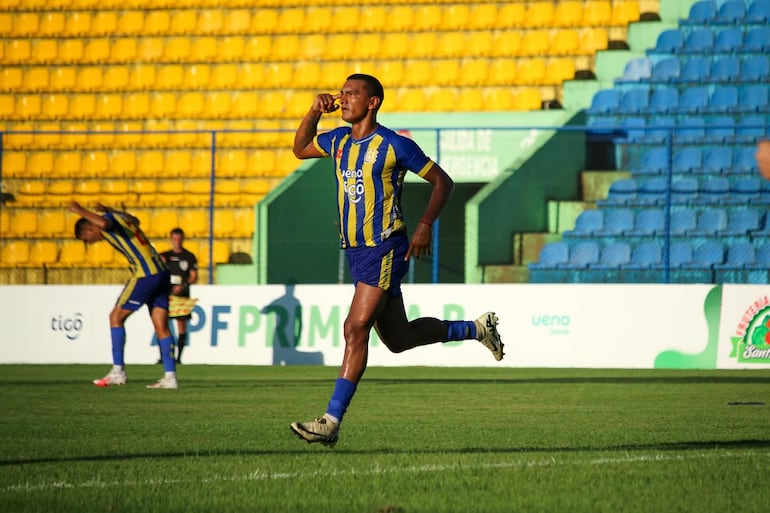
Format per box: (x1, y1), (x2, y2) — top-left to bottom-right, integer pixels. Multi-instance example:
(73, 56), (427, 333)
(95, 203), (112, 213)
(68, 201), (82, 213)
(405, 222), (432, 260)
(311, 93), (340, 114)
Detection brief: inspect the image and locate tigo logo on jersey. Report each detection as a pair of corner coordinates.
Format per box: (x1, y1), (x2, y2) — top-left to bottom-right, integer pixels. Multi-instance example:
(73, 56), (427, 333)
(730, 296), (770, 364)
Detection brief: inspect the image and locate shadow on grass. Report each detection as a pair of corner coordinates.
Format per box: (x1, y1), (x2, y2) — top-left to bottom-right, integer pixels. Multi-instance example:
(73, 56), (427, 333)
(3, 439), (769, 467)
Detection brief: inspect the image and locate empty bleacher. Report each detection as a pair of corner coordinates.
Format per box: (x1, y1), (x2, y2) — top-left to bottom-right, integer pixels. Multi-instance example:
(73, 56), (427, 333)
(530, 0), (770, 283)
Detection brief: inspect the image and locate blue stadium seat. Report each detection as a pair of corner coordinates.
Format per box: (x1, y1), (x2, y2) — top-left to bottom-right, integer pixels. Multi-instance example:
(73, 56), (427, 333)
(672, 147), (702, 174)
(587, 89), (621, 115)
(616, 57), (652, 83)
(711, 56), (739, 83)
(636, 177), (668, 205)
(562, 241), (600, 269)
(676, 56), (710, 83)
(708, 85), (739, 113)
(595, 209), (634, 236)
(597, 178), (637, 207)
(741, 56), (770, 82)
(618, 89), (649, 115)
(671, 177), (700, 203)
(529, 241), (569, 268)
(651, 29), (684, 53)
(649, 87), (679, 115)
(729, 147), (760, 175)
(650, 58), (680, 83)
(635, 147), (671, 176)
(592, 242), (632, 269)
(702, 147), (733, 175)
(713, 27), (743, 52)
(724, 209), (761, 235)
(682, 241), (724, 269)
(563, 209), (603, 237)
(734, 115), (767, 144)
(715, 242), (756, 269)
(626, 209), (665, 236)
(757, 181), (770, 205)
(586, 116), (621, 137)
(668, 241), (694, 268)
(688, 208), (727, 236)
(624, 241), (663, 269)
(715, 0), (746, 24)
(619, 116), (646, 143)
(683, 1), (717, 25)
(705, 116), (736, 143)
(743, 26), (770, 52)
(683, 28), (714, 53)
(747, 242), (770, 267)
(747, 0), (770, 23)
(677, 86), (710, 113)
(670, 209), (697, 235)
(643, 116), (675, 144)
(737, 85), (769, 113)
(673, 117), (706, 145)
(725, 176), (762, 203)
(695, 176), (730, 204)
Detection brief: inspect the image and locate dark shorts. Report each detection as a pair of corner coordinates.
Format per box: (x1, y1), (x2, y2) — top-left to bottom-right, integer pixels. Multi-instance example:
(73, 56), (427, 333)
(116, 271), (171, 312)
(346, 232), (409, 297)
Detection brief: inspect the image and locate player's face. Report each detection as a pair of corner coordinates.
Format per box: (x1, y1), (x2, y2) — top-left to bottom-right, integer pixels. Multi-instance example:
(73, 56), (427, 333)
(339, 79), (375, 123)
(77, 224), (102, 243)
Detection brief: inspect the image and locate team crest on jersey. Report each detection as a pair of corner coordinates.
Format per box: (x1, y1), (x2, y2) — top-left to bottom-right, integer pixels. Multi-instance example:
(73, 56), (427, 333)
(364, 149), (378, 163)
(180, 260), (189, 271)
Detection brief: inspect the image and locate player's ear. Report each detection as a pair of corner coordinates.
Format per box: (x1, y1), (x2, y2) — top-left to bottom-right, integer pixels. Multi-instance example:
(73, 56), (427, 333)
(369, 95), (381, 111)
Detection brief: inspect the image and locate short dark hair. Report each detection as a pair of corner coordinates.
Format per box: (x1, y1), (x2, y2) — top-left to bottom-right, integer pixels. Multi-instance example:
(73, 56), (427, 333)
(347, 73), (384, 107)
(74, 217), (90, 238)
(170, 227), (185, 237)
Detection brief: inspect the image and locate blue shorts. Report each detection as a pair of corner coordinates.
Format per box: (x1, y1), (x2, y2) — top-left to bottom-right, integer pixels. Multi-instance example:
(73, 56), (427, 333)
(346, 232), (409, 297)
(116, 271), (171, 312)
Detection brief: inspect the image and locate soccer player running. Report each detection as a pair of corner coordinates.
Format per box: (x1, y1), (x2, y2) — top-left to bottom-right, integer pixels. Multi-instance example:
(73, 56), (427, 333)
(289, 74), (504, 447)
(69, 201), (179, 389)
(159, 227), (198, 364)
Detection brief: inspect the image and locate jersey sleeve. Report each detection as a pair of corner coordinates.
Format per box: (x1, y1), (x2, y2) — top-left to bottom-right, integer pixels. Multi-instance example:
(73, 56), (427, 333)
(394, 134), (434, 178)
(313, 130), (334, 157)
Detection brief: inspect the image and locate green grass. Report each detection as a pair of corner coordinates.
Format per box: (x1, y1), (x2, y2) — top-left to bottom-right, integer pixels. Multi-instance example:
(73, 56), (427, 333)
(1, 365), (768, 513)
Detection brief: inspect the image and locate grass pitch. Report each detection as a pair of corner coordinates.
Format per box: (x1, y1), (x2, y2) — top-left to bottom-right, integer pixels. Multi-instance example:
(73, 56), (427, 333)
(0, 365), (768, 513)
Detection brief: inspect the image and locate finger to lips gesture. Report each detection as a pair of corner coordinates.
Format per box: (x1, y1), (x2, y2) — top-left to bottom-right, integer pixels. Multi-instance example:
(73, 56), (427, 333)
(313, 93), (341, 114)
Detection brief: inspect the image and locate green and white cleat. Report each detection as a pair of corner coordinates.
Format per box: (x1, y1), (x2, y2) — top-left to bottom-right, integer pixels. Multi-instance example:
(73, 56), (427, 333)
(290, 415), (340, 448)
(475, 312), (505, 361)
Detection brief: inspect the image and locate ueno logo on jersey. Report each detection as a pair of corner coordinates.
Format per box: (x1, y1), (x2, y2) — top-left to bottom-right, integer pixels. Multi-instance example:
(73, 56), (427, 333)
(341, 168), (365, 204)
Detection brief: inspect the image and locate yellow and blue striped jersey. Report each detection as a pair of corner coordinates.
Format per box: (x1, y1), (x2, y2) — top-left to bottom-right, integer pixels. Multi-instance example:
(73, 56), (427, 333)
(101, 212), (167, 277)
(314, 125), (433, 248)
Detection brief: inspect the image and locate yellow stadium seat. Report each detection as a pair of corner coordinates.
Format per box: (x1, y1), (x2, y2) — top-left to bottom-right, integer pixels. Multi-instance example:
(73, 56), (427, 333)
(0, 211), (8, 237)
(111, 38), (137, 63)
(233, 208), (255, 237)
(82, 151), (110, 177)
(244, 35), (272, 61)
(137, 150), (165, 178)
(211, 64), (238, 89)
(412, 5), (442, 31)
(274, 150), (301, 176)
(517, 58), (547, 86)
(178, 209), (209, 238)
(160, 37), (190, 62)
(547, 57), (577, 84)
(86, 241), (118, 267)
(427, 88), (459, 112)
(29, 240), (59, 267)
(25, 67), (50, 92)
(1, 67), (22, 91)
(237, 64), (264, 89)
(60, 121), (88, 148)
(468, 3), (498, 30)
(488, 58), (519, 86)
(10, 210), (38, 237)
(14, 181), (45, 207)
(4, 122), (34, 150)
(216, 36), (244, 62)
(160, 149), (190, 178)
(77, 66), (103, 91)
(191, 37), (218, 62)
(116, 121), (143, 147)
(53, 150), (81, 178)
(190, 150), (212, 178)
(461, 59), (490, 87)
(56, 240), (87, 267)
(262, 63), (294, 89)
(138, 37), (165, 63)
(247, 149), (276, 177)
(442, 4), (471, 31)
(304, 6), (333, 33)
(218, 149), (248, 178)
(374, 61), (405, 88)
(355, 33), (382, 60)
(1, 240), (31, 267)
(81, 38), (108, 64)
(102, 180), (131, 205)
(94, 94), (122, 120)
(436, 32), (466, 59)
(13, 12), (39, 37)
(409, 32), (438, 59)
(110, 150), (137, 177)
(16, 94), (42, 119)
(231, 91), (260, 118)
(483, 87), (517, 111)
(554, 1), (584, 27)
(156, 180), (185, 206)
(148, 93), (176, 120)
(88, 121), (116, 148)
(224, 9), (251, 34)
(551, 29), (581, 56)
(330, 6), (359, 33)
(170, 9), (197, 34)
(379, 33), (410, 60)
(149, 210), (180, 239)
(0, 13), (9, 34)
(34, 122), (61, 149)
(211, 241), (230, 265)
(584, 1), (612, 26)
(73, 179), (101, 203)
(117, 10), (144, 36)
(580, 27), (609, 54)
(272, 34), (301, 61)
(2, 151), (26, 178)
(291, 60), (320, 89)
(38, 210), (70, 237)
(103, 66), (129, 92)
(50, 66), (77, 91)
(185, 180), (211, 207)
(27, 151), (54, 177)
(144, 10), (170, 35)
(513, 88), (543, 111)
(177, 92), (205, 119)
(275, 7), (304, 34)
(68, 94), (95, 119)
(241, 178), (271, 206)
(205, 92), (232, 119)
(41, 93), (68, 119)
(44, 180), (74, 207)
(490, 31), (522, 58)
(521, 30), (551, 57)
(90, 11), (117, 37)
(612, 1), (640, 25)
(401, 60), (432, 87)
(213, 180), (242, 208)
(525, 2), (555, 28)
(213, 208), (237, 236)
(122, 92), (150, 119)
(133, 180), (157, 206)
(197, 9), (224, 35)
(5, 39), (31, 64)
(61, 11), (89, 37)
(183, 64), (211, 89)
(0, 95), (13, 118)
(433, 60), (461, 86)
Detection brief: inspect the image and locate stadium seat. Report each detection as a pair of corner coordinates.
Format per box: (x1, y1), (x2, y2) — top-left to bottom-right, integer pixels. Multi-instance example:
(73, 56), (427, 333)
(56, 240), (87, 267)
(467, 3), (498, 30)
(677, 86), (710, 114)
(520, 30), (550, 57)
(726, 177), (761, 204)
(87, 241), (118, 267)
(626, 209), (665, 236)
(743, 26), (770, 52)
(583, 1), (612, 26)
(597, 178), (637, 207)
(714, 27), (743, 53)
(592, 242), (631, 269)
(724, 209), (761, 235)
(618, 89), (649, 115)
(612, 0), (641, 25)
(735, 115), (767, 144)
(440, 5), (471, 32)
(563, 209), (603, 238)
(747, 0), (770, 23)
(741, 56), (770, 82)
(597, 209), (634, 236)
(702, 148), (733, 175)
(491, 31), (522, 57)
(624, 241), (663, 269)
(684, 0), (717, 24)
(0, 240), (31, 267)
(688, 208), (727, 236)
(668, 241), (695, 268)
(705, 116), (736, 143)
(524, 2), (555, 28)
(729, 147), (760, 175)
(708, 86), (739, 114)
(650, 58), (680, 83)
(616, 57), (651, 83)
(715, 0), (746, 24)
(554, 1), (583, 27)
(529, 241), (569, 269)
(737, 85), (769, 113)
(683, 241), (724, 269)
(619, 116), (646, 143)
(634, 148), (670, 176)
(670, 177), (699, 204)
(412, 5), (442, 31)
(673, 147), (703, 175)
(715, 242), (756, 270)
(551, 30), (580, 56)
(587, 89), (620, 115)
(676, 57), (710, 83)
(562, 241), (600, 269)
(670, 209), (697, 236)
(649, 87), (679, 114)
(29, 240), (59, 267)
(651, 29), (684, 53)
(579, 27), (609, 54)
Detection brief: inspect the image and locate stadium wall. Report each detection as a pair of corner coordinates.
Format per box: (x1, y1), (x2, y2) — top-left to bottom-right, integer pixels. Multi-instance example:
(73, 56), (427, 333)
(2, 284), (769, 369)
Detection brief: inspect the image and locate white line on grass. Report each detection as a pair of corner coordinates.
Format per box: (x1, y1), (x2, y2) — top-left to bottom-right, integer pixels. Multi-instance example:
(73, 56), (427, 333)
(2, 449), (767, 494)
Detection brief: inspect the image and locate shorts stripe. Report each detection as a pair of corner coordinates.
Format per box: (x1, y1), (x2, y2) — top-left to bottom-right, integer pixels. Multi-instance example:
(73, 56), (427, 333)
(378, 249), (394, 289)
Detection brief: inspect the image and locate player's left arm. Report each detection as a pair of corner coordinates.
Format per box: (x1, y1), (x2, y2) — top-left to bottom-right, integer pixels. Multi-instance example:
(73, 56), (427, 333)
(405, 163), (455, 260)
(68, 201), (110, 230)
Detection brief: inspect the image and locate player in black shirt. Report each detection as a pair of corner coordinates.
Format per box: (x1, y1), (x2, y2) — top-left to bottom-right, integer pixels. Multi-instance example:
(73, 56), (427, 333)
(159, 227), (198, 364)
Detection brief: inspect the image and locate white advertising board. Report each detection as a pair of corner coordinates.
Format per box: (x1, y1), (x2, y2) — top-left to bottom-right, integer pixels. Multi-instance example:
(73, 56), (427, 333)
(4, 283), (761, 369)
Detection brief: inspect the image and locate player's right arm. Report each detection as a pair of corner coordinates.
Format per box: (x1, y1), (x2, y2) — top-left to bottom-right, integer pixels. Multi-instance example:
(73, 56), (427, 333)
(68, 201), (109, 230)
(293, 93), (340, 159)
